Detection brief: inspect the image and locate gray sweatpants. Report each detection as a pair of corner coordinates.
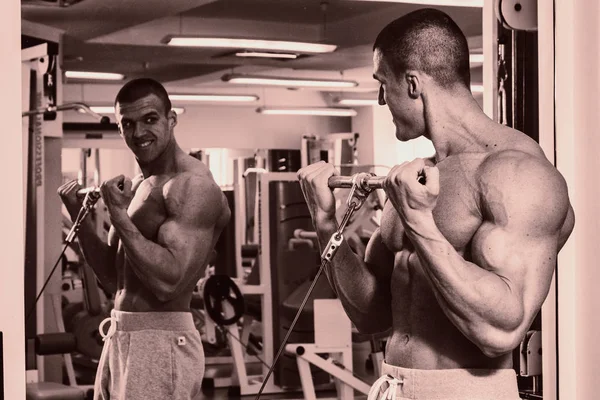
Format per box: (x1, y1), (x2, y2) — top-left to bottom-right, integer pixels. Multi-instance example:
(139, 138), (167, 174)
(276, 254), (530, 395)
(93, 309), (205, 400)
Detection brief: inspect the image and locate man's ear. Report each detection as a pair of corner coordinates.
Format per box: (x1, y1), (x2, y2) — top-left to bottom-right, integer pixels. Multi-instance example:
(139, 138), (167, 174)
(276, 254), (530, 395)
(168, 109), (178, 129)
(114, 106), (124, 137)
(405, 72), (422, 99)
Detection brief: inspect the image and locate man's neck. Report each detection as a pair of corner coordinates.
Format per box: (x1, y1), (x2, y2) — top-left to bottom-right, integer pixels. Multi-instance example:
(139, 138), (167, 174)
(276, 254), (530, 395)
(422, 87), (492, 163)
(138, 139), (183, 178)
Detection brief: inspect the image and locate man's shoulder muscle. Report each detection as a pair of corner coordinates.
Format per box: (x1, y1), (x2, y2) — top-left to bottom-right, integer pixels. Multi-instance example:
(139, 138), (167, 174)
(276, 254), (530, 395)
(163, 172), (227, 224)
(477, 149), (571, 232)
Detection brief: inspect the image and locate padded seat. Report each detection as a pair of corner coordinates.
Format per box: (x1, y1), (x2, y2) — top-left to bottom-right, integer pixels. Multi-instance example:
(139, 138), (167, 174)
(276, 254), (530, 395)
(26, 382), (85, 400)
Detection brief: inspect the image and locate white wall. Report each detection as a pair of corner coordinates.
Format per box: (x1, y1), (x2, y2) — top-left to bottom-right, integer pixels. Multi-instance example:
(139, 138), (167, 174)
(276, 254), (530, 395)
(555, 1), (600, 399)
(536, 1), (558, 398)
(173, 106), (352, 150)
(351, 106), (375, 165)
(352, 105), (436, 177)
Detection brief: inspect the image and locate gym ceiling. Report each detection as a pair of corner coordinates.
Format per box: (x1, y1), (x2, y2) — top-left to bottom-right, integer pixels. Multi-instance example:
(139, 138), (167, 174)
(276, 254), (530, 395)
(21, 0), (484, 101)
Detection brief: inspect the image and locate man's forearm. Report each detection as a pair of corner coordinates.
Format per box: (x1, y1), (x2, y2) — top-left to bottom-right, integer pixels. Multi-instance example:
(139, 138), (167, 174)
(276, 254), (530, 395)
(75, 219), (117, 293)
(404, 212), (522, 353)
(314, 217), (392, 333)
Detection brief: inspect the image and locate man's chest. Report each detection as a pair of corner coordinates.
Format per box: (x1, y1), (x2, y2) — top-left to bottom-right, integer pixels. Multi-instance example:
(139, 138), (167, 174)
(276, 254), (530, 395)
(380, 160), (483, 254)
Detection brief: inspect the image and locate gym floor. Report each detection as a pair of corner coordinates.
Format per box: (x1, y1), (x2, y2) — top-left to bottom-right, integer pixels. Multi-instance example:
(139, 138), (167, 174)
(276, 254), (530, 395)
(199, 386), (342, 400)
(74, 381), (350, 400)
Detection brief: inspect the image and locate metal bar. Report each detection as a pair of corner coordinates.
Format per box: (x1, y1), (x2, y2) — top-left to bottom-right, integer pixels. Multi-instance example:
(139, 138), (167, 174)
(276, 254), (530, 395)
(285, 344), (371, 394)
(293, 229), (318, 240)
(22, 102), (109, 123)
(328, 173), (385, 190)
(76, 186), (100, 199)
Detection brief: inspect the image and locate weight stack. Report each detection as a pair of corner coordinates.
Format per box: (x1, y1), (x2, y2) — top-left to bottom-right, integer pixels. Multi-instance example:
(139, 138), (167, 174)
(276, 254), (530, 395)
(213, 189), (237, 277)
(268, 180), (335, 389)
(267, 149), (301, 173)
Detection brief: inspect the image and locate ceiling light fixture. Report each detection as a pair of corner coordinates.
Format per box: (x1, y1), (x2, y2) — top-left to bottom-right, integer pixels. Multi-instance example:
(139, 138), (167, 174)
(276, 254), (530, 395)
(351, 0), (483, 7)
(65, 71), (125, 81)
(163, 36), (337, 53)
(257, 107), (357, 117)
(471, 84), (484, 93)
(222, 74), (358, 88)
(168, 94), (259, 102)
(235, 51), (299, 59)
(82, 106), (186, 115)
(336, 98), (379, 106)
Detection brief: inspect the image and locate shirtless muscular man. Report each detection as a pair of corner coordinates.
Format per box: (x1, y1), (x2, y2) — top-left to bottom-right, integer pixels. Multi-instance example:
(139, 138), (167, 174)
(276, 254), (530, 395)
(298, 9), (574, 400)
(58, 78), (230, 400)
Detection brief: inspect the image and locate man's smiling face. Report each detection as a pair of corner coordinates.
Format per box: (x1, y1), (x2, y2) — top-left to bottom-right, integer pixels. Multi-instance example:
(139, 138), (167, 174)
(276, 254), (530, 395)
(115, 93), (176, 163)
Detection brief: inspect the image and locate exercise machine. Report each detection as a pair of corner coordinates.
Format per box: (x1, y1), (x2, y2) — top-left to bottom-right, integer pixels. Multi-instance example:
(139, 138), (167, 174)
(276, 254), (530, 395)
(285, 299), (371, 400)
(203, 164), (388, 399)
(22, 36), (96, 400)
(21, 42), (112, 395)
(193, 138), (390, 398)
(301, 132), (359, 171)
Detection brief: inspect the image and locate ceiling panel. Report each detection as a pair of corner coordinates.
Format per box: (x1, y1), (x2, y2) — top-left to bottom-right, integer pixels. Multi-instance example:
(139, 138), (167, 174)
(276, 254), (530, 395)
(22, 0), (484, 92)
(21, 0), (219, 40)
(182, 0), (400, 24)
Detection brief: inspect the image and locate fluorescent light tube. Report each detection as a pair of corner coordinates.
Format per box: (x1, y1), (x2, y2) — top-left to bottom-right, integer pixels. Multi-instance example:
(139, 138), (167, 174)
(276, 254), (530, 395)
(65, 71), (125, 80)
(163, 36), (337, 53)
(235, 51), (299, 59)
(168, 94), (259, 102)
(470, 84), (484, 93)
(336, 98), (379, 106)
(222, 74), (358, 88)
(84, 106), (186, 115)
(257, 107), (357, 117)
(351, 0), (483, 7)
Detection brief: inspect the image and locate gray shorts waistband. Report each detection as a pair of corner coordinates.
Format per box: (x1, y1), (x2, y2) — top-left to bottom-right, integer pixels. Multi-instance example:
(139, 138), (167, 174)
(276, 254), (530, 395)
(108, 309), (196, 332)
(378, 360), (520, 399)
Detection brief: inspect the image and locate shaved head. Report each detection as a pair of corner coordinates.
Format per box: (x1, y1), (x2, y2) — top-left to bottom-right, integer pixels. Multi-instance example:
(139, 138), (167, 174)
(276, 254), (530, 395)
(374, 8), (471, 89)
(114, 78), (172, 115)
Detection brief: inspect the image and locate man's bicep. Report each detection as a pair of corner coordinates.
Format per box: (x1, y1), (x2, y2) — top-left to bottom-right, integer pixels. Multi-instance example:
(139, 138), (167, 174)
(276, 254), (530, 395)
(472, 162), (565, 322)
(471, 222), (558, 331)
(159, 176), (225, 267)
(157, 218), (217, 266)
(476, 152), (572, 291)
(364, 228), (395, 280)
